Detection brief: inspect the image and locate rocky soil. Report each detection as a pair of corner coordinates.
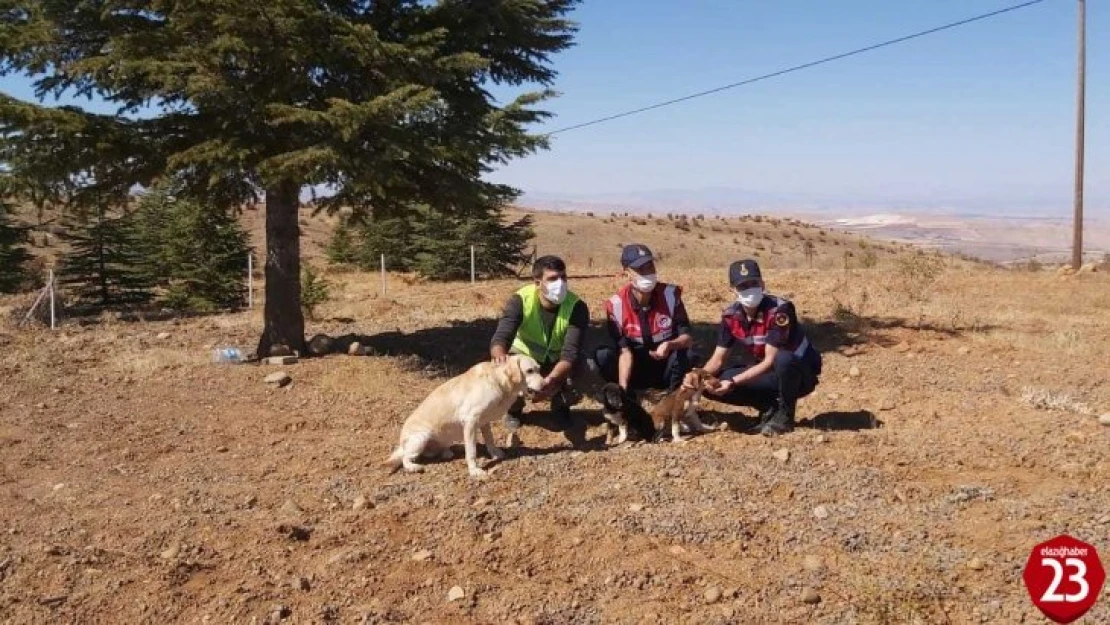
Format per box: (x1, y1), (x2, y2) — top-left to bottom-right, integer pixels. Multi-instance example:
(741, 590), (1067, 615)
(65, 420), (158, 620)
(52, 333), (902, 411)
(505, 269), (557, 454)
(2, 264), (1108, 624)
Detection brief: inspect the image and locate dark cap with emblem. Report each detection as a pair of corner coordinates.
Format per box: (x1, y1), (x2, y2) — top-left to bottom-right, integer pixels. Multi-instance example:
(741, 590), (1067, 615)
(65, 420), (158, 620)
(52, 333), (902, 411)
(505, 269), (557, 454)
(620, 243), (655, 269)
(728, 259), (762, 286)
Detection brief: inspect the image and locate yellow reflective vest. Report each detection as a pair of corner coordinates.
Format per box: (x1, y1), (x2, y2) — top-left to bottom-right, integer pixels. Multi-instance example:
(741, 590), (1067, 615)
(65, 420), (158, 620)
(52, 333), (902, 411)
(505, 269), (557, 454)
(510, 284), (580, 364)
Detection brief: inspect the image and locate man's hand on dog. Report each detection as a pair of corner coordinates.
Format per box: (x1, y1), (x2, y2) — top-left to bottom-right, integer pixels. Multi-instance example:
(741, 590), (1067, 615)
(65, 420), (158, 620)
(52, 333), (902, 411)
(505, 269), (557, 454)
(531, 376), (560, 402)
(490, 345), (509, 364)
(709, 378), (735, 396)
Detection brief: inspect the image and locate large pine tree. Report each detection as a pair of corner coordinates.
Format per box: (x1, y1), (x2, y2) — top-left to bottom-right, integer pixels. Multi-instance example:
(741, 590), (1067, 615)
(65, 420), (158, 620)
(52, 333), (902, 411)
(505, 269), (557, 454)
(0, 1), (579, 356)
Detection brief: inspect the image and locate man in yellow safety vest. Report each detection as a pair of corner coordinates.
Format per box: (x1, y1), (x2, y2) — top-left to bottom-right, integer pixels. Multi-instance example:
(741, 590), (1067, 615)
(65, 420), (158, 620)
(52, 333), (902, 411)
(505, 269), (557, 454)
(490, 255), (589, 447)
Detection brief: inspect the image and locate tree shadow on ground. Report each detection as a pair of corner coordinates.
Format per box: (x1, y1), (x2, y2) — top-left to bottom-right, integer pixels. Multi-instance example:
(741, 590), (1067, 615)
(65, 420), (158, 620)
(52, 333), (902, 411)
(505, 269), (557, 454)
(431, 407), (618, 468)
(326, 319), (622, 378)
(804, 312), (1002, 355)
(321, 308), (999, 380)
(326, 319), (499, 376)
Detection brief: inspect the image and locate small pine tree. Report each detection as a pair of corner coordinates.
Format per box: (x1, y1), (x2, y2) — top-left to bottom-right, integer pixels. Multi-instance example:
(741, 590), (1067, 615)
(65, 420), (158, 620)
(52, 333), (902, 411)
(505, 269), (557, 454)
(326, 216), (359, 266)
(132, 189), (177, 282)
(58, 204), (154, 310)
(409, 206), (533, 280)
(356, 216), (414, 272)
(471, 212), (535, 279)
(134, 187), (251, 311)
(410, 207), (471, 279)
(0, 199), (32, 293)
(338, 204), (533, 280)
(300, 262), (331, 320)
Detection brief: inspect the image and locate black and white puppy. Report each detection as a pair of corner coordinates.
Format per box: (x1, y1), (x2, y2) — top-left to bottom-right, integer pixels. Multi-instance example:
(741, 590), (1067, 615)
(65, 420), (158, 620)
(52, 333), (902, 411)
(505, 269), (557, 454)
(599, 383), (657, 445)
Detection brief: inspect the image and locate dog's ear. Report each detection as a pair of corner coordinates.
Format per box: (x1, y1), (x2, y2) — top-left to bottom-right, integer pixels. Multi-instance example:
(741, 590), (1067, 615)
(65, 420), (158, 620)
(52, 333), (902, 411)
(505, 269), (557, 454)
(504, 355), (524, 385)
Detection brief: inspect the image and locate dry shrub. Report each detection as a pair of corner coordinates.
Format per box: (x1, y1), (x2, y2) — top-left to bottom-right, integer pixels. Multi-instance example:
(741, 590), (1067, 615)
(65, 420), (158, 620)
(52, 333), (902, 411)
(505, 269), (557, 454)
(888, 254), (943, 303)
(1020, 387), (1094, 415)
(399, 273), (427, 286)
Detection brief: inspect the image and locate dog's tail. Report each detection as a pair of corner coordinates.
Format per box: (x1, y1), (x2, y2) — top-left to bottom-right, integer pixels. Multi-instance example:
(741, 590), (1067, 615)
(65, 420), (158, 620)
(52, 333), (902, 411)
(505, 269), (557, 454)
(382, 445), (404, 474)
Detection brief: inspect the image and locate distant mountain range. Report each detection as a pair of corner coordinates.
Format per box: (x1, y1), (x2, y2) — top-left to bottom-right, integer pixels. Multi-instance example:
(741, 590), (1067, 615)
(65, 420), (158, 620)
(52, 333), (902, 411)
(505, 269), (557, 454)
(517, 187), (1109, 263)
(519, 187), (1108, 222)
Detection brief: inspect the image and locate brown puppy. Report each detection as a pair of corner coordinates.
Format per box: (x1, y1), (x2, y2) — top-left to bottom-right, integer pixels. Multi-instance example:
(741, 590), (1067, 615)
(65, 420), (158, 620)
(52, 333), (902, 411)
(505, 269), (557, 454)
(649, 368), (719, 443)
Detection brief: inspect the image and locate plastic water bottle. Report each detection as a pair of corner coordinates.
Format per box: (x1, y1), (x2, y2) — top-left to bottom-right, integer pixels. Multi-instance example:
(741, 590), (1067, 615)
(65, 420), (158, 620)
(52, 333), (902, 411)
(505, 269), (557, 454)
(212, 347), (245, 364)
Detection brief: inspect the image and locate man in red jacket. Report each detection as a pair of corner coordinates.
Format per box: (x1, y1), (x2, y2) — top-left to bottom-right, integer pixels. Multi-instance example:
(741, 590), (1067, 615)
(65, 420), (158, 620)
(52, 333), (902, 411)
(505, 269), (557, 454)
(703, 259), (823, 436)
(593, 244), (695, 399)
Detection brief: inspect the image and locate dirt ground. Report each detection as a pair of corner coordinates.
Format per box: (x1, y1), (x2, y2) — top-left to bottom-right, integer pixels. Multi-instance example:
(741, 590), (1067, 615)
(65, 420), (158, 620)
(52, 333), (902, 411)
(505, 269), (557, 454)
(2, 211), (1109, 624)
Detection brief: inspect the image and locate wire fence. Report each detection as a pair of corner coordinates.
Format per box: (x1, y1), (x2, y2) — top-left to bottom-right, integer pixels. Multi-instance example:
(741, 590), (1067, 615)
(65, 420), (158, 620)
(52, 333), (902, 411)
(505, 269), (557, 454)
(16, 247), (619, 329)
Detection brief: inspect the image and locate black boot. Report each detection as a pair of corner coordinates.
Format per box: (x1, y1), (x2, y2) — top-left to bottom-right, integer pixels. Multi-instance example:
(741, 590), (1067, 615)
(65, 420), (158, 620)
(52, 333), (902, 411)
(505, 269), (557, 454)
(760, 404), (795, 437)
(746, 400), (780, 434)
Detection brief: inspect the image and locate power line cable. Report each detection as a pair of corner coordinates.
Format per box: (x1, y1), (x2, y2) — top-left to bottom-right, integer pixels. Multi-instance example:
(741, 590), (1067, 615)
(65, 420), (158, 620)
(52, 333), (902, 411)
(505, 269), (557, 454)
(546, 0), (1054, 136)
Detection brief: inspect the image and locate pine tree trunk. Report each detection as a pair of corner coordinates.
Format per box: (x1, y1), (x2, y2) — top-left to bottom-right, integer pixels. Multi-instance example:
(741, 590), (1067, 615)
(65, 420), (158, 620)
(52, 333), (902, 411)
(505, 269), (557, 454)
(256, 180), (307, 358)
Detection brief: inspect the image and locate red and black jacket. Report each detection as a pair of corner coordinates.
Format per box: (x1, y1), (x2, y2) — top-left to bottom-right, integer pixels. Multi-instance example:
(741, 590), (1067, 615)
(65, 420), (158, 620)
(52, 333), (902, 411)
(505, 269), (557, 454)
(718, 294), (822, 373)
(605, 283), (690, 349)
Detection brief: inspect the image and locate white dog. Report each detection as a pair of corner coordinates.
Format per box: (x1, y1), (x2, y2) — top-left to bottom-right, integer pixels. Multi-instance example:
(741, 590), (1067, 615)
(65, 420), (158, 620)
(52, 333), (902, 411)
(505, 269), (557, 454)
(383, 354), (546, 479)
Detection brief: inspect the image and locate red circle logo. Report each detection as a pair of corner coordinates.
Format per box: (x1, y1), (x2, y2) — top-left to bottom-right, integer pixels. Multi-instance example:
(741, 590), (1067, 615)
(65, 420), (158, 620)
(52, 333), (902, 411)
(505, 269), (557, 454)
(1022, 535), (1105, 624)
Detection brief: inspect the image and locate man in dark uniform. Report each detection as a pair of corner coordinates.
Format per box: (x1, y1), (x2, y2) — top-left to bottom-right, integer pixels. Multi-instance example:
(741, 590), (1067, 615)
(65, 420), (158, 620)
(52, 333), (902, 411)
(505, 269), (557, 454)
(703, 259), (822, 436)
(593, 244), (695, 398)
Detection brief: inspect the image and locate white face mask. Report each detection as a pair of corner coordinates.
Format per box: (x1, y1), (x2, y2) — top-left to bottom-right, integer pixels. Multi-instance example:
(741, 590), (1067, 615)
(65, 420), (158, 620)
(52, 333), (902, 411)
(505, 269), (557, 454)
(543, 279), (567, 305)
(737, 286), (763, 308)
(632, 273), (657, 293)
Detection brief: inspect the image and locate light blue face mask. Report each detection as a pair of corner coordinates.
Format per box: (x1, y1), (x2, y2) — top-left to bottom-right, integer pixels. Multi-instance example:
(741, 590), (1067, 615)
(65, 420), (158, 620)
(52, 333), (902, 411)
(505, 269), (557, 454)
(631, 272), (657, 293)
(737, 286), (763, 308)
(544, 278), (567, 304)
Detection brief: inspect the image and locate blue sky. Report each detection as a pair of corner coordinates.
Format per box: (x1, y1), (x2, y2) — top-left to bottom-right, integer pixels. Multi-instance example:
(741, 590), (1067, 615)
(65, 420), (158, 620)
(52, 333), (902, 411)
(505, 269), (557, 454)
(488, 0), (1108, 215)
(2, 0), (1105, 216)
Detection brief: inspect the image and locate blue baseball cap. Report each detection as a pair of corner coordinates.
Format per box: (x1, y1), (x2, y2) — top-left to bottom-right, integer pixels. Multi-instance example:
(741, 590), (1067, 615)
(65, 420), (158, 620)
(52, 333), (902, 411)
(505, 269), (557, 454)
(620, 244), (655, 269)
(729, 259), (762, 286)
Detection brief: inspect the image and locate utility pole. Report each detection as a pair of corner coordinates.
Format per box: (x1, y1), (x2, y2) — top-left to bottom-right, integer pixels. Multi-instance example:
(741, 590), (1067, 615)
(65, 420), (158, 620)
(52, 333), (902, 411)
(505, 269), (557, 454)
(1071, 0), (1086, 270)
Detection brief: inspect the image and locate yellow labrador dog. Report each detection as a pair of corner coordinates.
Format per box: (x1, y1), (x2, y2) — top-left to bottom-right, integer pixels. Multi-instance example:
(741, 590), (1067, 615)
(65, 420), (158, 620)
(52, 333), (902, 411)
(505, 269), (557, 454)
(383, 354), (546, 479)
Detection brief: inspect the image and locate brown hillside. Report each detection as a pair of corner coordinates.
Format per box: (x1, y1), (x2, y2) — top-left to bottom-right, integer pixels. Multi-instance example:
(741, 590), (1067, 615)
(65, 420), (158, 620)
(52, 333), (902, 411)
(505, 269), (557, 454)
(2, 208), (1108, 624)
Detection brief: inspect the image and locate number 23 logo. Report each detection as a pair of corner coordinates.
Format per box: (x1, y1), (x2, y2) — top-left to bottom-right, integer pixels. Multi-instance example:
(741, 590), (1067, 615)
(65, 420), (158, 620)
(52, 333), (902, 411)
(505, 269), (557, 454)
(1041, 557), (1090, 603)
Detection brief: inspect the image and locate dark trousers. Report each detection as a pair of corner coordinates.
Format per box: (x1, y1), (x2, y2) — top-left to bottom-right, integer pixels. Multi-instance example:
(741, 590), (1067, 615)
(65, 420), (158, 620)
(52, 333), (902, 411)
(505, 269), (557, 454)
(594, 345), (694, 392)
(714, 350), (818, 416)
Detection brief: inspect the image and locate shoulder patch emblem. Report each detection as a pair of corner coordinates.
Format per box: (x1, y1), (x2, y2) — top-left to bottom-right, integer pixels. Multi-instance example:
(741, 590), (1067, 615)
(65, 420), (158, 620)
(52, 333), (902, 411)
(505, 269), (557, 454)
(774, 312), (790, 327)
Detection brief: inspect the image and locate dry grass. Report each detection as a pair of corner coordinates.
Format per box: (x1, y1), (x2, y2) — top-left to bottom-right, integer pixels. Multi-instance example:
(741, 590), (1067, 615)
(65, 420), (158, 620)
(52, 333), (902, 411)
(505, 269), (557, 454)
(2, 208), (1109, 624)
(1019, 387), (1096, 416)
